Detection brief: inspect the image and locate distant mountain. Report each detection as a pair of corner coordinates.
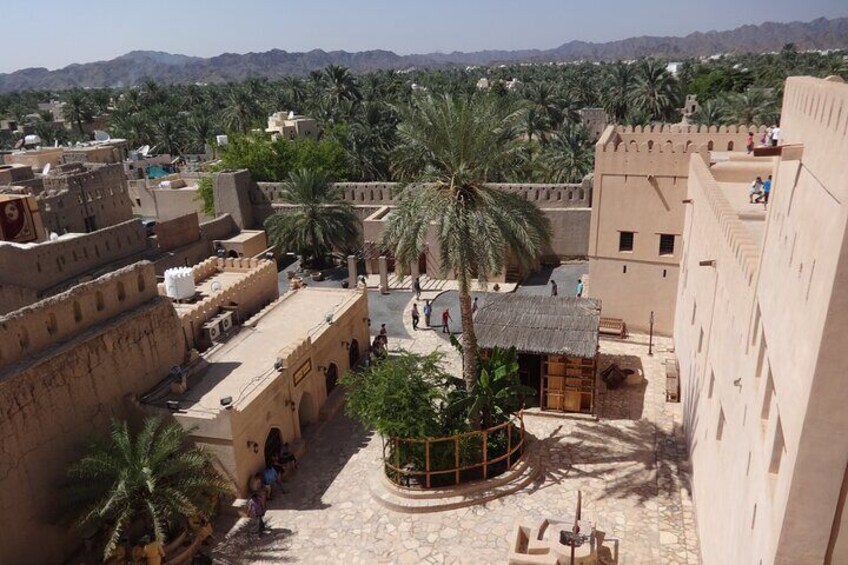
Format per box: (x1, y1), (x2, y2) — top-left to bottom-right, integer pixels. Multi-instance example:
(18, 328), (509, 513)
(1, 17), (846, 92)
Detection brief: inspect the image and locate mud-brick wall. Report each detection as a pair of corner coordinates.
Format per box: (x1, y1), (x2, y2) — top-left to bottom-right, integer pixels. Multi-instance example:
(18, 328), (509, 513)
(0, 297), (184, 565)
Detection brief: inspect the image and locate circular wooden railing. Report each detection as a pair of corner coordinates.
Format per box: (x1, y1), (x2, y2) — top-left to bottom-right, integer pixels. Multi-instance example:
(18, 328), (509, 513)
(383, 413), (525, 488)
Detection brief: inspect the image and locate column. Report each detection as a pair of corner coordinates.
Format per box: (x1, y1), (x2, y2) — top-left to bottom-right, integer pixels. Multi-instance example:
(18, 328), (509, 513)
(378, 256), (389, 294)
(347, 255), (357, 289)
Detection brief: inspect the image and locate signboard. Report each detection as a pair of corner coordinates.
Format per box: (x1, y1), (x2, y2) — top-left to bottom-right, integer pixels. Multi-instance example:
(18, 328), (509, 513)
(292, 358), (312, 387)
(0, 198), (36, 243)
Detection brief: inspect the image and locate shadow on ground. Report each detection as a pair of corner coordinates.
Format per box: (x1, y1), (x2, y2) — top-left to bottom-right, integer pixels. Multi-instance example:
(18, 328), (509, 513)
(211, 524), (295, 564)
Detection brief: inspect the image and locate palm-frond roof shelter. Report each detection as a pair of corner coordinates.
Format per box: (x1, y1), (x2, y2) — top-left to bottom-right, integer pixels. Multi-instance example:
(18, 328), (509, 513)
(475, 294), (601, 415)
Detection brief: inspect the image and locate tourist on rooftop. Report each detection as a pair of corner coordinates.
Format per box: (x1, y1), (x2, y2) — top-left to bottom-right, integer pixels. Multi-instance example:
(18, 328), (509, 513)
(550, 280), (558, 297)
(749, 177), (764, 204)
(771, 124), (781, 147)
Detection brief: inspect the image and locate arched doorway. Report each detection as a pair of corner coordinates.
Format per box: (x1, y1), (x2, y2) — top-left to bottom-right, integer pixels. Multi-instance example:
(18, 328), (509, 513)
(228, 250), (239, 259)
(348, 339), (359, 369)
(298, 392), (316, 432)
(264, 427), (282, 466)
(325, 363), (338, 396)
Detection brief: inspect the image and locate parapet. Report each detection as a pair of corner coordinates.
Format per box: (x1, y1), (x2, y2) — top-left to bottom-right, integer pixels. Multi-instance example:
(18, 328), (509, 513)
(598, 124), (765, 155)
(0, 261), (159, 372)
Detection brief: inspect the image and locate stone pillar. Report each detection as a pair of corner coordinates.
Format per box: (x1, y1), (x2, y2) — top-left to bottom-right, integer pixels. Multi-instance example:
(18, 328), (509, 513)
(378, 256), (389, 294)
(347, 255), (357, 289)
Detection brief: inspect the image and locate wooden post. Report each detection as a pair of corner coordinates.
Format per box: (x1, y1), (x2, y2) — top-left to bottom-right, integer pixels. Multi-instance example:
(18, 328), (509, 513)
(482, 432), (488, 479)
(507, 423), (512, 465)
(425, 440), (431, 488)
(539, 355), (546, 410)
(454, 436), (460, 485)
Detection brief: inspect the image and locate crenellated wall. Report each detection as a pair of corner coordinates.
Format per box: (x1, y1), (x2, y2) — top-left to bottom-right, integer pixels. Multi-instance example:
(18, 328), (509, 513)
(0, 263), (184, 565)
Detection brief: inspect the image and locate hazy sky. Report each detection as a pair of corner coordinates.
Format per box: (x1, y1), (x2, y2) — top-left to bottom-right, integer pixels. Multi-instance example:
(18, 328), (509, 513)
(1, 0), (846, 73)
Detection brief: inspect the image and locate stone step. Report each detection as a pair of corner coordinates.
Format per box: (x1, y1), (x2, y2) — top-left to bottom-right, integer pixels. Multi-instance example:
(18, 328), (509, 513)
(369, 449), (541, 514)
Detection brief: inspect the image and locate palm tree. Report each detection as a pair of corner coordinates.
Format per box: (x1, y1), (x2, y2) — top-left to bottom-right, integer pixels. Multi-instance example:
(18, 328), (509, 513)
(540, 123), (594, 183)
(630, 60), (681, 122)
(383, 95), (551, 395)
(263, 169), (359, 268)
(65, 417), (231, 561)
(720, 88), (778, 125)
(63, 90), (94, 136)
(691, 99), (725, 126)
(602, 63), (635, 122)
(323, 64), (360, 106)
(220, 86), (261, 134)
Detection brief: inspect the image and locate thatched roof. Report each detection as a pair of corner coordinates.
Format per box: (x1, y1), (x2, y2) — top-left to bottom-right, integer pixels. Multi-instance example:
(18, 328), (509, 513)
(475, 295), (600, 359)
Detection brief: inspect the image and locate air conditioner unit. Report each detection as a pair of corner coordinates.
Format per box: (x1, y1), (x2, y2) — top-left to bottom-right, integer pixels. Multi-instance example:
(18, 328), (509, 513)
(218, 311), (234, 332)
(203, 319), (221, 343)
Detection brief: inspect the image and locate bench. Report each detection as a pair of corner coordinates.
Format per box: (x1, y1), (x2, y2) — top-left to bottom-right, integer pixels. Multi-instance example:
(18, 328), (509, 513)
(666, 359), (680, 402)
(599, 317), (627, 338)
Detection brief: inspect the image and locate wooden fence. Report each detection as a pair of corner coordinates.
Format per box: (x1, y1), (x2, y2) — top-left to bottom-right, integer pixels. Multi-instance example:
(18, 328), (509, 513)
(383, 413), (525, 488)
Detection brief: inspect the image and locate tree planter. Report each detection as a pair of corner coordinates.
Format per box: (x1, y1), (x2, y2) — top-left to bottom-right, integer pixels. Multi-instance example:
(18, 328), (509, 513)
(383, 413), (525, 489)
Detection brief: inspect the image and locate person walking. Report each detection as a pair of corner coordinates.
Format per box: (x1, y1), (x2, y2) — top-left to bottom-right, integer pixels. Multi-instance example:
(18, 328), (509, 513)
(550, 280), (558, 297)
(411, 303), (420, 330)
(576, 279), (584, 298)
(771, 125), (781, 147)
(471, 297), (478, 315)
(746, 132), (755, 154)
(413, 277), (422, 299)
(379, 323), (388, 347)
(442, 308), (452, 334)
(248, 492), (267, 533)
(757, 175), (772, 206)
(423, 300), (432, 327)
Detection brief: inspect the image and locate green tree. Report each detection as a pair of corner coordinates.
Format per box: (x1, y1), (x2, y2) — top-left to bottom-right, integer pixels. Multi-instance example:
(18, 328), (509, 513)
(263, 169), (359, 266)
(383, 95), (551, 396)
(630, 59), (681, 122)
(220, 86), (261, 134)
(195, 176), (216, 217)
(63, 90), (94, 136)
(539, 123), (594, 183)
(65, 418), (231, 561)
(719, 88), (778, 125)
(691, 99), (725, 126)
(446, 345), (535, 429)
(602, 63), (635, 122)
(341, 351), (450, 438)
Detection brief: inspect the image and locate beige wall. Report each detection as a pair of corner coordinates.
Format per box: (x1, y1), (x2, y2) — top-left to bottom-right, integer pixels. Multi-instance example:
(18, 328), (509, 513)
(589, 124), (755, 334)
(175, 289), (369, 496)
(675, 77), (848, 565)
(0, 263), (185, 565)
(4, 147), (64, 171)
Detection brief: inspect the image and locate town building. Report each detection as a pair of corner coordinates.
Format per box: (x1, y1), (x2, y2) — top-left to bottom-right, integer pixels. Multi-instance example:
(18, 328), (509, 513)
(128, 172), (213, 221)
(675, 75), (848, 564)
(578, 107), (610, 141)
(145, 286), (369, 498)
(588, 124), (758, 334)
(265, 111), (320, 140)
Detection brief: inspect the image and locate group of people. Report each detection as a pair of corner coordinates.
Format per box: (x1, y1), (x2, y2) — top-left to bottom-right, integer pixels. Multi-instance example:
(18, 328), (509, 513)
(247, 443), (299, 533)
(746, 125), (781, 154)
(550, 278), (584, 298)
(749, 175), (773, 206)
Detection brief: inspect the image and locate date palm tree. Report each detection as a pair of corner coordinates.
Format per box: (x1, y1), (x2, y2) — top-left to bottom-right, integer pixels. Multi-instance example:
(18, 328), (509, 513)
(220, 86), (261, 134)
(540, 123), (594, 183)
(630, 59), (681, 122)
(691, 99), (725, 126)
(63, 90), (94, 136)
(65, 417), (231, 561)
(602, 63), (635, 122)
(383, 95), (551, 397)
(264, 169), (359, 268)
(720, 88), (778, 125)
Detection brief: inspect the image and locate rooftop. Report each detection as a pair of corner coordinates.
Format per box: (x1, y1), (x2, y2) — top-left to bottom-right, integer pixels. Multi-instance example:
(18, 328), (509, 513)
(172, 287), (362, 417)
(475, 294), (601, 359)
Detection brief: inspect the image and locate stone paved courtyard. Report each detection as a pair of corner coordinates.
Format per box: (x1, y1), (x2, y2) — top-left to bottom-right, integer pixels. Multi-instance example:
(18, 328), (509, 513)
(211, 291), (700, 564)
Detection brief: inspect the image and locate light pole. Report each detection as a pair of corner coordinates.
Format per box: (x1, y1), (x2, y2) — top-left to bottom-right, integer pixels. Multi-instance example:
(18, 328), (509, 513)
(648, 311), (655, 356)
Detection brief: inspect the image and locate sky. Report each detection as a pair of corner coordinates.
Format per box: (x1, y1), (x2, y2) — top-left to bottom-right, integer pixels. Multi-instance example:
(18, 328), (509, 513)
(0, 0), (846, 73)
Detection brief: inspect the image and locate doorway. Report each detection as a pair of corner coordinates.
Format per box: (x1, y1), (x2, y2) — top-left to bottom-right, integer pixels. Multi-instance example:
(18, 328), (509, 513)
(348, 339), (359, 369)
(264, 427), (282, 466)
(326, 363), (338, 396)
(517, 353), (542, 408)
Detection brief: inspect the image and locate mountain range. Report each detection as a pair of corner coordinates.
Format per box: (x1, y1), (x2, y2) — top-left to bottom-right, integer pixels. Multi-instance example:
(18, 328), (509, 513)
(1, 16), (846, 92)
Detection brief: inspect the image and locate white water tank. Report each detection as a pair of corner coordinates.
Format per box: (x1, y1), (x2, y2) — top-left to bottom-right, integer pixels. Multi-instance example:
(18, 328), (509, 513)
(216, 134), (228, 146)
(164, 267), (195, 300)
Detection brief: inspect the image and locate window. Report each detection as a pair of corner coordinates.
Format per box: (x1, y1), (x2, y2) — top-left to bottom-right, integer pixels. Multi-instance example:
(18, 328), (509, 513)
(769, 418), (785, 475)
(117, 282), (126, 302)
(761, 372), (774, 422)
(717, 408), (726, 441)
(659, 234), (675, 256)
(698, 328), (704, 353)
(708, 371), (715, 398)
(619, 231), (634, 252)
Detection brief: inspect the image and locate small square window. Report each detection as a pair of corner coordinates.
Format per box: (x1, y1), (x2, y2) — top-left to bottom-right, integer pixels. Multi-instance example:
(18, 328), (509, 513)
(619, 231), (634, 252)
(659, 234), (675, 255)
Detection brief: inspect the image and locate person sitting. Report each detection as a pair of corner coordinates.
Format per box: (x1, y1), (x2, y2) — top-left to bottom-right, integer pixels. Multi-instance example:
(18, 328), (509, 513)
(279, 442), (299, 470)
(749, 176), (764, 204)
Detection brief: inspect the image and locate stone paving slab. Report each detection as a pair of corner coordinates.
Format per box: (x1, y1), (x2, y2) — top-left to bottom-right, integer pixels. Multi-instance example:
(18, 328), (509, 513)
(211, 292), (700, 565)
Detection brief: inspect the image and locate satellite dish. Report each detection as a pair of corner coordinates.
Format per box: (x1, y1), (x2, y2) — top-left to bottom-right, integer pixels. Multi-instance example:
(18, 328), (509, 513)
(325, 312), (334, 324)
(42, 163), (51, 176)
(93, 130), (111, 142)
(49, 232), (59, 241)
(140, 145), (151, 157)
(210, 281), (223, 293)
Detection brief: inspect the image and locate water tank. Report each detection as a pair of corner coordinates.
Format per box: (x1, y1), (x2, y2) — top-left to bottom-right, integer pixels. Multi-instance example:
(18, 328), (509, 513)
(163, 267), (195, 300)
(24, 134), (42, 145)
(216, 134), (229, 146)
